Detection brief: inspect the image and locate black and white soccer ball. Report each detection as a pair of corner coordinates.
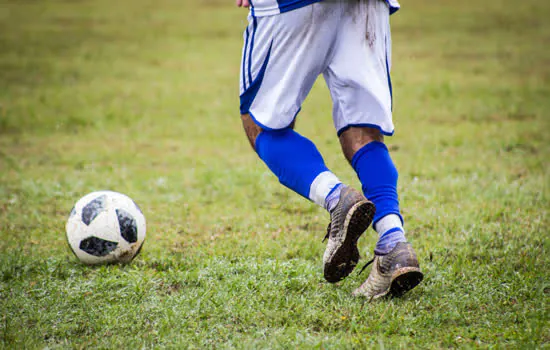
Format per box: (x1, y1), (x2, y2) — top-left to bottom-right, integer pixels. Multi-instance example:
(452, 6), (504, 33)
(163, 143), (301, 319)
(66, 191), (146, 265)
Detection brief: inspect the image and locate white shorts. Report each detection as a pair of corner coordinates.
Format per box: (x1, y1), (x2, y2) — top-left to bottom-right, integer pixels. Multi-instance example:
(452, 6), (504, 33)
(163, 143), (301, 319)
(239, 0), (395, 136)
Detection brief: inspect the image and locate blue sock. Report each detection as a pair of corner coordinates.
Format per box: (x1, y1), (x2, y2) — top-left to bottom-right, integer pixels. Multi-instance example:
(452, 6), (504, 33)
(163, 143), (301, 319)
(351, 141), (406, 254)
(255, 128), (341, 208)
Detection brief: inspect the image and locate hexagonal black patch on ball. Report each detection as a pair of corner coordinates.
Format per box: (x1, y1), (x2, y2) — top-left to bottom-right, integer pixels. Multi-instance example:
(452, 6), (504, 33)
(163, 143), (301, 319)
(116, 209), (137, 243)
(82, 194), (107, 225)
(79, 236), (118, 257)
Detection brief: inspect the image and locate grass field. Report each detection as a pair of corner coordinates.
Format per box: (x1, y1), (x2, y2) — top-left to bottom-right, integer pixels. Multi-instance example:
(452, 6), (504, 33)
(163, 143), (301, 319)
(1, 0), (549, 348)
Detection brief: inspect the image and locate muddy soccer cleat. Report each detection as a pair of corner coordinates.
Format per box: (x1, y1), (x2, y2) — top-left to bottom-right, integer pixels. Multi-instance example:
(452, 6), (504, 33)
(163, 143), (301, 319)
(353, 242), (424, 299)
(323, 186), (375, 283)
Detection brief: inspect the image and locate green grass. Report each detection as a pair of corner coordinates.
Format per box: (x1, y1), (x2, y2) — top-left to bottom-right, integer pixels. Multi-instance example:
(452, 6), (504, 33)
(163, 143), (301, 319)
(1, 0), (549, 348)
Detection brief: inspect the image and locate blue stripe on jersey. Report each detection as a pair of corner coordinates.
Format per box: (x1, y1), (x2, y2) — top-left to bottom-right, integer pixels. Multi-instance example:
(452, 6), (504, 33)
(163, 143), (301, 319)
(385, 55), (393, 110)
(249, 0), (255, 16)
(277, 0), (322, 13)
(248, 16), (257, 86)
(386, 0), (400, 14)
(242, 27), (250, 90)
(240, 41), (274, 115)
(250, 0), (400, 17)
(385, 36), (393, 110)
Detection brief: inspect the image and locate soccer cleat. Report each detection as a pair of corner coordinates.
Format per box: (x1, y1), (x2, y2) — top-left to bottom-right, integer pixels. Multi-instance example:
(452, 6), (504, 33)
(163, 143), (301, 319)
(323, 186), (375, 283)
(352, 242), (423, 299)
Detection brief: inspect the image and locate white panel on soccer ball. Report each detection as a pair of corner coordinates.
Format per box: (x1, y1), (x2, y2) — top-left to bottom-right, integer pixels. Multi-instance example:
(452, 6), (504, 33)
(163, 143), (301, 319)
(66, 190), (146, 265)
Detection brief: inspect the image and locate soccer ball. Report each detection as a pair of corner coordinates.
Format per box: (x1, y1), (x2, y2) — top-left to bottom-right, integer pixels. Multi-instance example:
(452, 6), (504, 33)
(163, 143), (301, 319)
(66, 191), (146, 265)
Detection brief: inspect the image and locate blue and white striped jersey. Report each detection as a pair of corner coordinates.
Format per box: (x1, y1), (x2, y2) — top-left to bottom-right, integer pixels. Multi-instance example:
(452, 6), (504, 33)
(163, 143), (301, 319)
(249, 0), (400, 17)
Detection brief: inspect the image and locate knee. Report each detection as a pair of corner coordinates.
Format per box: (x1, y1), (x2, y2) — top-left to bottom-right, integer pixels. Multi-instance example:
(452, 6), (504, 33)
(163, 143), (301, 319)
(241, 114), (296, 150)
(241, 114), (263, 150)
(339, 126), (384, 163)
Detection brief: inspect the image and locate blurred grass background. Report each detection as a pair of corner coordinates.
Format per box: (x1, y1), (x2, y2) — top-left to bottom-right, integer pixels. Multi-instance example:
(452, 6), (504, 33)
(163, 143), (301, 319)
(0, 0), (548, 348)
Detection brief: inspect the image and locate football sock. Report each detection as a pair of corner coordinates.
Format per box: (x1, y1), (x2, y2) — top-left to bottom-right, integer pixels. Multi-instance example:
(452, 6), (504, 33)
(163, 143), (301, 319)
(374, 214), (406, 255)
(351, 141), (406, 254)
(324, 183), (343, 212)
(255, 128), (341, 209)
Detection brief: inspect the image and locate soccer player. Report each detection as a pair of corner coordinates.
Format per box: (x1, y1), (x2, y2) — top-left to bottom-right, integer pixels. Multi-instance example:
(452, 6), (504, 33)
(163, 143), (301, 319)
(236, 0), (423, 299)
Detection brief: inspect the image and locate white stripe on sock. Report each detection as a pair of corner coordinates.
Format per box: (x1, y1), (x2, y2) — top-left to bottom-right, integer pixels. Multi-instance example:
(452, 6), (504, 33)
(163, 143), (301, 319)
(374, 214), (403, 236)
(309, 171), (341, 208)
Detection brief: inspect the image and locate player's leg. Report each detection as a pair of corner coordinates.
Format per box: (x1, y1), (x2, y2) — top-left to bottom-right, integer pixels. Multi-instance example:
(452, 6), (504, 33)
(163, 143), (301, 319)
(324, 0), (422, 298)
(242, 113), (375, 283)
(340, 126), (422, 299)
(241, 113), (340, 213)
(239, 3), (374, 283)
(239, 4), (342, 211)
(339, 127), (405, 255)
(244, 115), (373, 285)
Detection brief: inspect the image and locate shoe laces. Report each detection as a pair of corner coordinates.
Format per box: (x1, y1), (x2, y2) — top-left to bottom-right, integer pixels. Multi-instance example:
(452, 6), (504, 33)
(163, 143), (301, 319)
(358, 256), (375, 275)
(322, 223), (331, 243)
